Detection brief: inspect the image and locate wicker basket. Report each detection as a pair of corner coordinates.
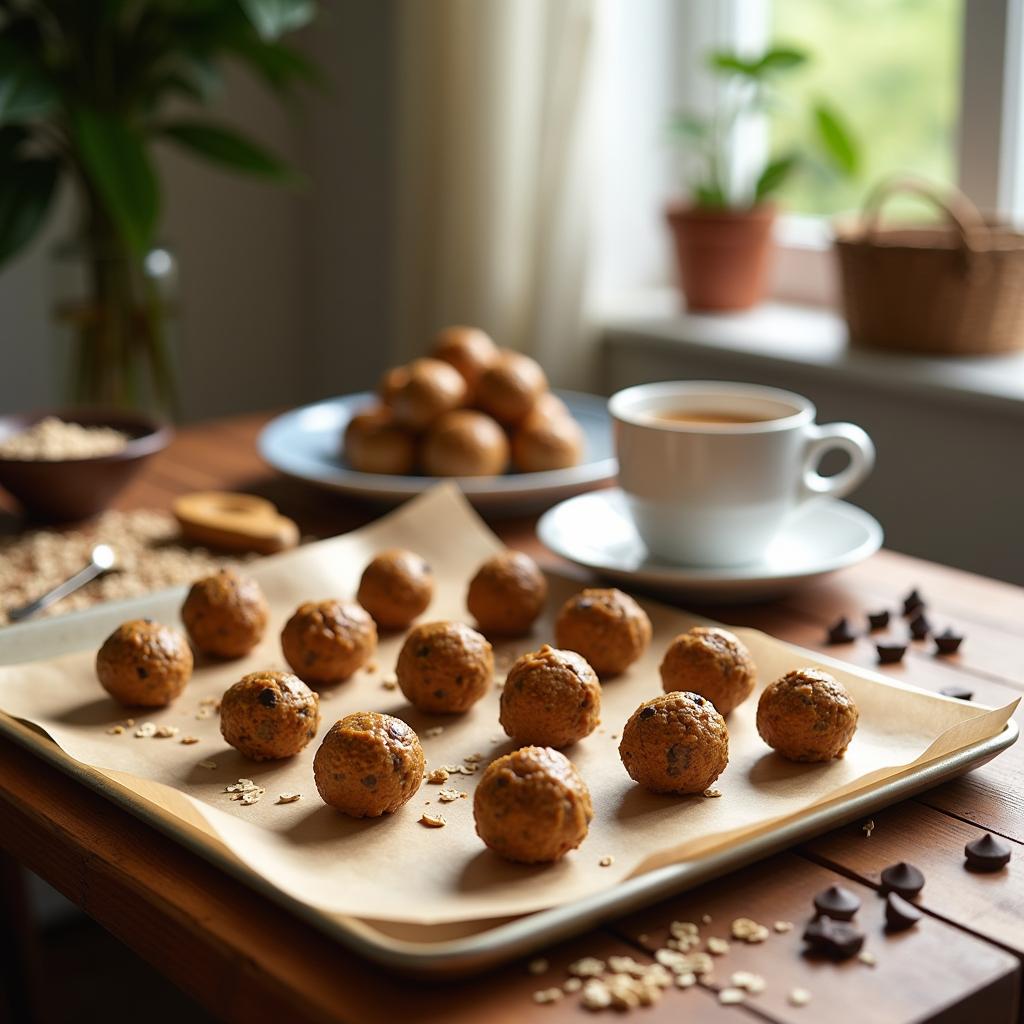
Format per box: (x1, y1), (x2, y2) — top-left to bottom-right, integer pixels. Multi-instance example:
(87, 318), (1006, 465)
(834, 177), (1024, 355)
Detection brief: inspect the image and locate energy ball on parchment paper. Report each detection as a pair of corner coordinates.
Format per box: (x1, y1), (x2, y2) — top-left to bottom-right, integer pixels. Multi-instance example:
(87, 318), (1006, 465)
(96, 619), (193, 708)
(466, 550), (548, 636)
(357, 549), (434, 631)
(756, 668), (859, 763)
(220, 670), (320, 761)
(420, 409), (509, 477)
(473, 746), (593, 864)
(314, 711), (425, 817)
(431, 325), (499, 396)
(395, 621), (494, 713)
(499, 645), (600, 748)
(555, 587), (652, 677)
(659, 626), (757, 715)
(281, 599), (377, 686)
(475, 350), (548, 426)
(619, 692), (729, 795)
(181, 568), (269, 659)
(389, 357), (467, 431)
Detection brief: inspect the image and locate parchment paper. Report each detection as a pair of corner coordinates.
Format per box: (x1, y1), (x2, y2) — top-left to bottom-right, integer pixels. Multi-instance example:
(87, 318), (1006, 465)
(0, 484), (1015, 925)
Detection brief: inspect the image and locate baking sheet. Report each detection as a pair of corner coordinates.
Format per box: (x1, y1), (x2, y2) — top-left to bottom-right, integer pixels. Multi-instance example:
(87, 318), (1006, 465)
(0, 484), (1016, 927)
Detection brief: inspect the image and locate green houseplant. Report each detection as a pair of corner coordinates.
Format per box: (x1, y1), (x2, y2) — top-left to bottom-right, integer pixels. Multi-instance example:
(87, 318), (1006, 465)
(667, 45), (859, 311)
(0, 0), (320, 413)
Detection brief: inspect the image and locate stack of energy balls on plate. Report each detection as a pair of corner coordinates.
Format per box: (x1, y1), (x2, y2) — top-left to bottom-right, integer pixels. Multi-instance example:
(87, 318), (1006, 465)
(93, 552), (859, 867)
(343, 325), (585, 476)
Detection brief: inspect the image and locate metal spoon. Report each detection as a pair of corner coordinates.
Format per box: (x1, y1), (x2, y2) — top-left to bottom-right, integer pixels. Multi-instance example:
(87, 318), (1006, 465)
(7, 544), (117, 623)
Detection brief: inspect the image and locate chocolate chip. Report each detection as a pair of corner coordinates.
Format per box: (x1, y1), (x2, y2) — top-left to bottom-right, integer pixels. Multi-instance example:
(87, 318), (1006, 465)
(885, 892), (922, 932)
(934, 629), (964, 655)
(136, 666), (149, 679)
(964, 833), (1012, 872)
(802, 916), (864, 960)
(939, 684), (973, 701)
(908, 613), (931, 640)
(880, 861), (925, 898)
(876, 643), (906, 665)
(867, 610), (890, 631)
(827, 617), (856, 645)
(902, 589), (925, 616)
(639, 705), (656, 719)
(258, 688), (277, 708)
(812, 884), (860, 921)
(361, 774), (378, 789)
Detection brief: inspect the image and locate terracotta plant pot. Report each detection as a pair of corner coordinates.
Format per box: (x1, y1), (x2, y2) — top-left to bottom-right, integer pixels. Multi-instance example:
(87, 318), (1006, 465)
(665, 203), (776, 312)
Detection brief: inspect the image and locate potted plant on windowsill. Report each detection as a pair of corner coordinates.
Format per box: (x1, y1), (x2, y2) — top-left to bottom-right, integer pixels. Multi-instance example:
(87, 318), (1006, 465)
(0, 0), (321, 414)
(667, 45), (859, 312)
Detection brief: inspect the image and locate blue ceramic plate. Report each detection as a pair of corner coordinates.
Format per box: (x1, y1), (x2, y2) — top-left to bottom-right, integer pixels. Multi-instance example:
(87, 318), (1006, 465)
(258, 390), (616, 512)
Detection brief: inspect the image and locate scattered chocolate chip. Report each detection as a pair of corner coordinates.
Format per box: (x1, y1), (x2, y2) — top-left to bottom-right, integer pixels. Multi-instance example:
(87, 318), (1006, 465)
(802, 916), (865, 960)
(938, 684), (973, 701)
(876, 643), (906, 665)
(867, 610), (890, 631)
(827, 617), (856, 644)
(813, 885), (861, 921)
(258, 688), (277, 708)
(885, 893), (922, 932)
(880, 862), (925, 898)
(902, 589), (925, 616)
(639, 705), (656, 719)
(934, 629), (964, 655)
(964, 833), (1012, 872)
(908, 613), (931, 640)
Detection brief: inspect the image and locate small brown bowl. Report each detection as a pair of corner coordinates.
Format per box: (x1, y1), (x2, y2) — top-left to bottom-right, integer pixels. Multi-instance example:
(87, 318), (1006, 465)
(0, 408), (172, 522)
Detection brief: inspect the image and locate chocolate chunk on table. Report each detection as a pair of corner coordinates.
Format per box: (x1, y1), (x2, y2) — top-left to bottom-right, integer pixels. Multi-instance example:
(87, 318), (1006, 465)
(812, 884), (861, 921)
(939, 684), (973, 701)
(880, 862), (925, 898)
(885, 892), (922, 932)
(802, 916), (865, 960)
(934, 629), (964, 655)
(827, 617), (856, 645)
(964, 833), (1012, 873)
(908, 613), (931, 640)
(867, 610), (890, 631)
(876, 643), (906, 665)
(902, 588), (925, 616)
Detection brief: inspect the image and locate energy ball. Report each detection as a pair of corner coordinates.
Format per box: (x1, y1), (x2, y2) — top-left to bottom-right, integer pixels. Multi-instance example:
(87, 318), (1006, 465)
(555, 588), (652, 677)
(660, 626), (757, 715)
(377, 364), (410, 404)
(96, 619), (193, 707)
(181, 568), (269, 659)
(344, 406), (417, 475)
(281, 599), (377, 686)
(473, 746), (593, 863)
(421, 410), (509, 477)
(314, 711), (425, 817)
(527, 391), (571, 424)
(396, 621), (493, 713)
(475, 350), (548, 426)
(357, 548), (434, 630)
(511, 411), (584, 472)
(756, 668), (859, 762)
(219, 670), (320, 761)
(390, 357), (467, 430)
(499, 645), (600, 747)
(466, 550), (548, 636)
(619, 692), (729, 795)
(431, 325), (498, 395)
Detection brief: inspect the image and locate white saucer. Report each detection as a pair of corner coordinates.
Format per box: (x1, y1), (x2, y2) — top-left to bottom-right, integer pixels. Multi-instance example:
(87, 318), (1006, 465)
(537, 489), (883, 603)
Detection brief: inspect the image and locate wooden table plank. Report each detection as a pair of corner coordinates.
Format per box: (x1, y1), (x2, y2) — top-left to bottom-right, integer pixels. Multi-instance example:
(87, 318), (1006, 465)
(612, 852), (1020, 1024)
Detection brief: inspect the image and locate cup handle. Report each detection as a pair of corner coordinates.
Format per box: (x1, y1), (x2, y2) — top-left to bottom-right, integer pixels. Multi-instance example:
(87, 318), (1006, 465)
(800, 422), (876, 501)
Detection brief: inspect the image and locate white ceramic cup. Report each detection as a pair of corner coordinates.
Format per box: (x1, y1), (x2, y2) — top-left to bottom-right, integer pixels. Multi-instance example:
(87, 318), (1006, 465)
(609, 381), (876, 567)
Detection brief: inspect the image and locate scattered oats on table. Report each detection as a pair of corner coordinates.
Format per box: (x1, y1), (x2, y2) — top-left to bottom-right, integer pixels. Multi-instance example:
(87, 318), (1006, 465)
(527, 958), (549, 976)
(464, 752), (484, 763)
(382, 678), (397, 691)
(563, 977), (582, 993)
(731, 917), (770, 943)
(703, 787), (722, 798)
(773, 920), (793, 933)
(731, 971), (766, 993)
(277, 793), (301, 804)
(155, 725), (179, 738)
(532, 988), (562, 1005)
(427, 767), (449, 784)
(419, 812), (446, 828)
(180, 735), (200, 745)
(422, 726), (444, 739)
(568, 956), (605, 978)
(198, 760), (217, 770)
(106, 725), (124, 735)
(226, 779), (265, 806)
(437, 788), (462, 803)
(706, 937), (730, 955)
(863, 819), (876, 838)
(134, 722), (157, 738)
(719, 988), (745, 1005)
(599, 855), (614, 867)
(789, 987), (812, 1007)
(858, 950), (877, 967)
(580, 979), (612, 1010)
(700, 914), (712, 925)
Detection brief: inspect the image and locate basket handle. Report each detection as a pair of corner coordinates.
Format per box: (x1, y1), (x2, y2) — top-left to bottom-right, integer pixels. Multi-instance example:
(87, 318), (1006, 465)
(860, 175), (986, 252)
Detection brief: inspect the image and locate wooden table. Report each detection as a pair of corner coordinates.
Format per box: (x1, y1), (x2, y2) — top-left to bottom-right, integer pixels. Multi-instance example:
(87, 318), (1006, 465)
(1, 413), (1021, 1024)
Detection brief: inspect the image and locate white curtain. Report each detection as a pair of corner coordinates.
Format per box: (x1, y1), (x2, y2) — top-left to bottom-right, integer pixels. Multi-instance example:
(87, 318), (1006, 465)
(392, 0), (598, 388)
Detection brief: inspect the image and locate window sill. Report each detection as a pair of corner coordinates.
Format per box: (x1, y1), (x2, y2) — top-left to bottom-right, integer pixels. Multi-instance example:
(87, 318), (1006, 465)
(595, 288), (1024, 418)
